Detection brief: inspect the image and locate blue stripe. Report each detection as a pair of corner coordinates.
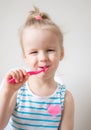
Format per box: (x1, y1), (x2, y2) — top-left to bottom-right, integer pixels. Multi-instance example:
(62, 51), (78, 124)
(20, 88), (27, 91)
(14, 110), (60, 117)
(18, 93), (31, 96)
(49, 97), (62, 99)
(16, 105), (63, 111)
(17, 99), (62, 105)
(17, 96), (64, 100)
(12, 113), (60, 122)
(18, 94), (62, 99)
(10, 123), (26, 130)
(17, 105), (47, 110)
(12, 119), (58, 128)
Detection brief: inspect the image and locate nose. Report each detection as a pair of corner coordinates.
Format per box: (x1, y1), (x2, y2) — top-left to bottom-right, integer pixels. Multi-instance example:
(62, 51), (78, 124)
(38, 51), (48, 62)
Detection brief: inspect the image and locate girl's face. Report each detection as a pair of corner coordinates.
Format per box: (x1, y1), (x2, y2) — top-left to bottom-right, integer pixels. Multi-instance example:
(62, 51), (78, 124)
(22, 27), (64, 79)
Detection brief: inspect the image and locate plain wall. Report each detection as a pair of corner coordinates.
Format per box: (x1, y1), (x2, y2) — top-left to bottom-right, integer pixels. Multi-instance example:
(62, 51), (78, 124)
(0, 0), (91, 130)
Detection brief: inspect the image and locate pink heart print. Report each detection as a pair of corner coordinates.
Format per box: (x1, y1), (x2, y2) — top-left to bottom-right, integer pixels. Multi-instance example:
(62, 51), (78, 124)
(48, 105), (61, 116)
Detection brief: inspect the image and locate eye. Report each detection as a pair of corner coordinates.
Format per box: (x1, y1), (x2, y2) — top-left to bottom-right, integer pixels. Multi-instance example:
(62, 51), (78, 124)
(47, 49), (55, 52)
(31, 51), (37, 53)
(29, 51), (38, 55)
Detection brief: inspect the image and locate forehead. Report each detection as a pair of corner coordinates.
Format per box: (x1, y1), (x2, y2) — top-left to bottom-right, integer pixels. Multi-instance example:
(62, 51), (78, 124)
(22, 27), (59, 48)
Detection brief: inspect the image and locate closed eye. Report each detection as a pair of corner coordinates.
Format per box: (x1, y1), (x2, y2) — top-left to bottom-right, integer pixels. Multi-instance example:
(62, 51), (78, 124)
(47, 49), (55, 52)
(29, 51), (38, 54)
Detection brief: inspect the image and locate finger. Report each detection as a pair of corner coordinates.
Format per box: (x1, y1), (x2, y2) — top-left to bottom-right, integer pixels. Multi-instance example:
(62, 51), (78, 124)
(9, 71), (19, 83)
(21, 68), (27, 76)
(13, 69), (28, 83)
(17, 69), (26, 82)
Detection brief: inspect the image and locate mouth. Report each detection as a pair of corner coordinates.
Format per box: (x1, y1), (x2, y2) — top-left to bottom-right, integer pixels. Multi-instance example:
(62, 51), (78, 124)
(39, 66), (49, 71)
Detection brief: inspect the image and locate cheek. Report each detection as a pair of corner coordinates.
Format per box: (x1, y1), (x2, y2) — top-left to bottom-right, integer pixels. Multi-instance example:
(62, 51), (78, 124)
(26, 56), (37, 67)
(50, 55), (60, 68)
(50, 53), (60, 62)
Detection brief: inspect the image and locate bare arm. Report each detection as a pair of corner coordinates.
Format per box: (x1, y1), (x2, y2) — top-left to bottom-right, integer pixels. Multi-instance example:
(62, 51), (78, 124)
(0, 69), (29, 129)
(0, 89), (17, 129)
(59, 90), (74, 130)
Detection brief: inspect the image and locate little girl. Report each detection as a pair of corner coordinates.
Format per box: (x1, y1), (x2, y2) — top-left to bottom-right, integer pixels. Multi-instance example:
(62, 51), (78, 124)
(0, 7), (74, 130)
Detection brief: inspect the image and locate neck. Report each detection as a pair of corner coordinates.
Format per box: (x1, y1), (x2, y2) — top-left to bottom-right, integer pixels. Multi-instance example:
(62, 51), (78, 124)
(27, 76), (57, 97)
(28, 76), (56, 88)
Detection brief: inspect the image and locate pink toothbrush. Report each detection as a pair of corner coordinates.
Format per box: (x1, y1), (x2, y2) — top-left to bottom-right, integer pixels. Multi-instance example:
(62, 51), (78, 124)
(8, 68), (46, 84)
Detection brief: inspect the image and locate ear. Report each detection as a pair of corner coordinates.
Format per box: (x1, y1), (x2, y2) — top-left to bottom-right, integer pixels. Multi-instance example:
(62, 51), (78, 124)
(60, 48), (64, 61)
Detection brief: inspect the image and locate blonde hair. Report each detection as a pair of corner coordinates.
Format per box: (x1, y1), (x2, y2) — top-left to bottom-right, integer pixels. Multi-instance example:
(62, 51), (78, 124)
(19, 7), (63, 54)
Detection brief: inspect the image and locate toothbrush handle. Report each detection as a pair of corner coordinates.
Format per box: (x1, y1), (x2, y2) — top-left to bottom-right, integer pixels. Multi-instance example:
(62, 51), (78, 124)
(8, 69), (45, 83)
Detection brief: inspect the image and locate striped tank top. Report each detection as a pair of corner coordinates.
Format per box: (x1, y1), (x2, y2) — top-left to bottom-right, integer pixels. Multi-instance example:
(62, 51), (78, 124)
(9, 82), (66, 130)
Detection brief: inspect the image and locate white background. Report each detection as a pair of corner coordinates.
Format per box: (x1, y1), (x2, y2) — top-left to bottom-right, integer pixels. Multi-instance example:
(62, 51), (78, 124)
(0, 0), (91, 130)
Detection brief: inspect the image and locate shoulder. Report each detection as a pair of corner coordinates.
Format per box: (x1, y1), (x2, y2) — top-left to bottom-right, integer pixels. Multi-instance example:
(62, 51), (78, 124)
(59, 90), (74, 130)
(65, 90), (74, 106)
(63, 90), (74, 123)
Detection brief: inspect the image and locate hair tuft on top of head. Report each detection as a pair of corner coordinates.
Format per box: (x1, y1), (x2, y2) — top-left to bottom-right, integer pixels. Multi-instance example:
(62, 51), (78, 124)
(25, 6), (51, 25)
(29, 6), (40, 16)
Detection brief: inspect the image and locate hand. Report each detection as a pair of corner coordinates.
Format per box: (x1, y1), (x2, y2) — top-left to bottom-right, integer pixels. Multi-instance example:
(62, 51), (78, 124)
(3, 68), (29, 93)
